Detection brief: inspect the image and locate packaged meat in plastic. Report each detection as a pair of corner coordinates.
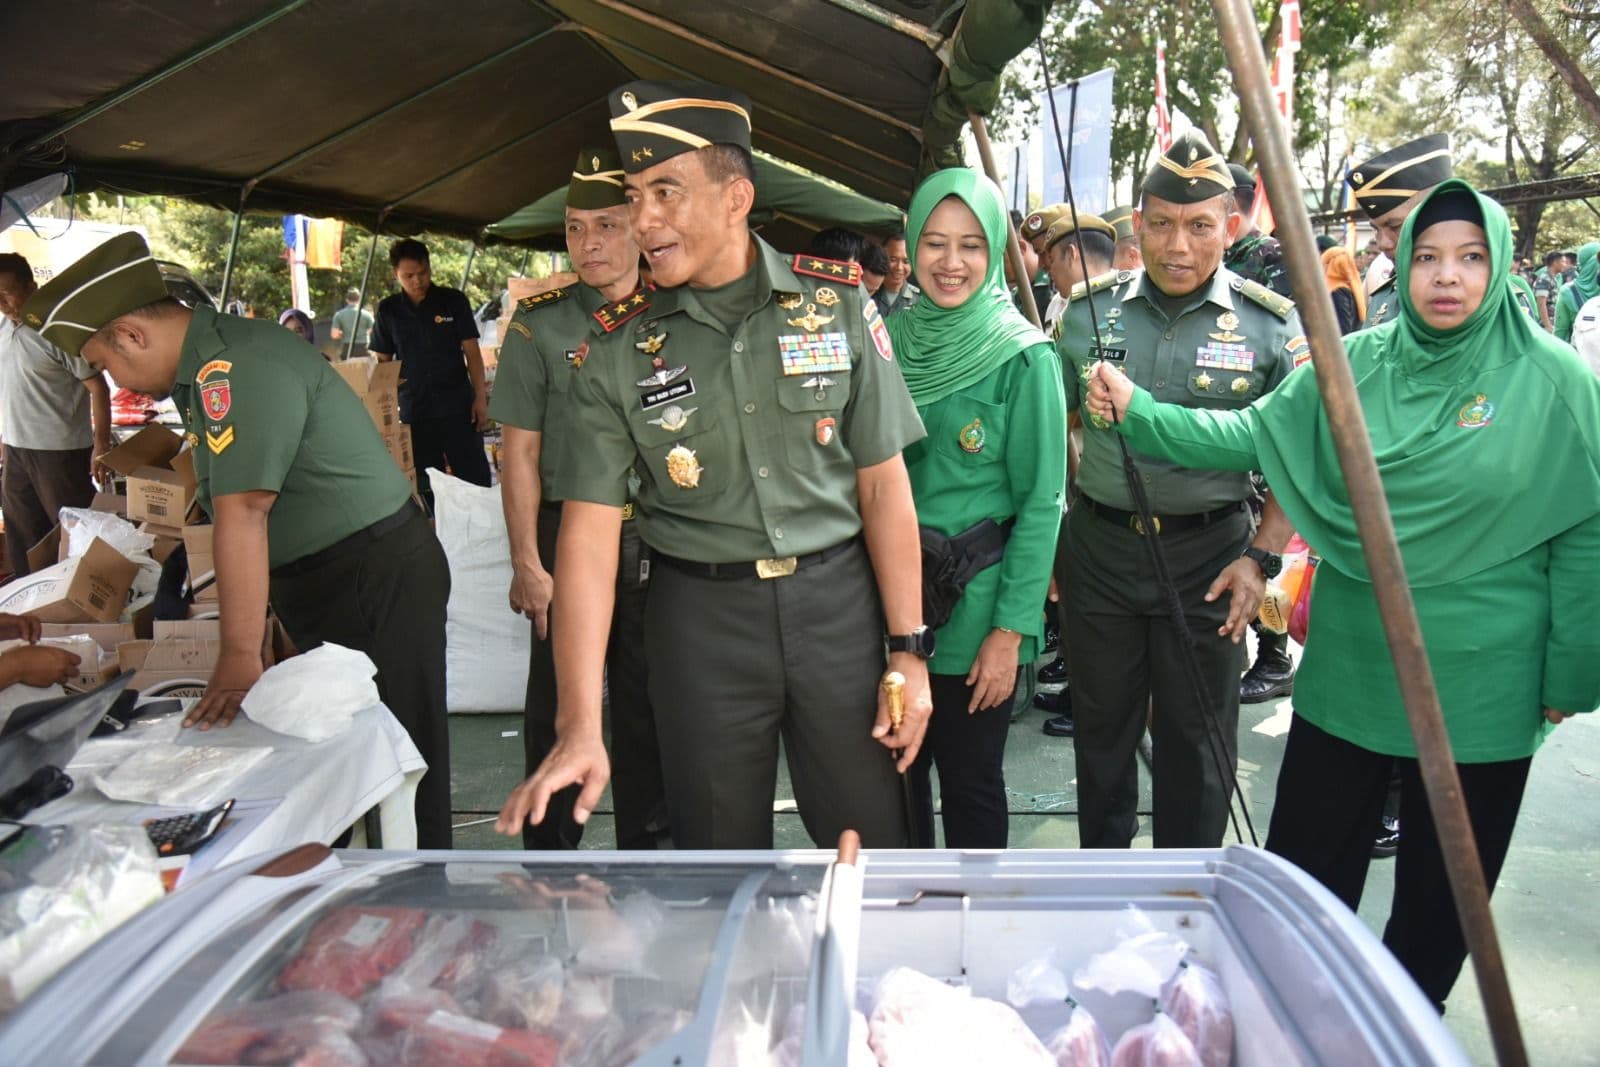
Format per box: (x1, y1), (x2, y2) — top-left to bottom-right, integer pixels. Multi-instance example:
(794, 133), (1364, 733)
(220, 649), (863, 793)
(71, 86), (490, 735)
(378, 913), (498, 1000)
(362, 988), (559, 1067)
(1159, 961), (1233, 1067)
(287, 1028), (370, 1067)
(868, 967), (1055, 1067)
(572, 890), (666, 974)
(277, 906), (428, 1000)
(772, 1004), (875, 1067)
(1007, 953), (1075, 1035)
(477, 953), (565, 1031)
(1110, 1009), (1201, 1067)
(1044, 999), (1113, 1067)
(173, 990), (362, 1065)
(1074, 907), (1190, 999)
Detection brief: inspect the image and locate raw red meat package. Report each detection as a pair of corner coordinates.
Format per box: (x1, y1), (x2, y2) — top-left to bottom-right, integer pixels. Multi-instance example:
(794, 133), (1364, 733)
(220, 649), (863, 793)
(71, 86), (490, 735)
(277, 907), (428, 1000)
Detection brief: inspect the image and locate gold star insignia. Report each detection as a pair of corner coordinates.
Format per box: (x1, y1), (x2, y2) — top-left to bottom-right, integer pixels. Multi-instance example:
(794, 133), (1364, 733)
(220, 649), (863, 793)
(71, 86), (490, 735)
(631, 293), (646, 306)
(642, 147), (652, 159)
(614, 303), (629, 315)
(809, 259), (825, 270)
(828, 263), (844, 274)
(631, 150), (643, 163)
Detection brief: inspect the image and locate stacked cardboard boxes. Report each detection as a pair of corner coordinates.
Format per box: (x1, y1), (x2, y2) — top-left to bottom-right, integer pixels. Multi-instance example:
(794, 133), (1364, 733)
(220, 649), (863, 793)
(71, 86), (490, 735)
(332, 358), (417, 493)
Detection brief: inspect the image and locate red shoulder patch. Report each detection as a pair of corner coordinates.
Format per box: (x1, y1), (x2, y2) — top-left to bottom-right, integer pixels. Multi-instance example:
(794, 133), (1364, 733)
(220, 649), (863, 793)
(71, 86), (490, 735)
(792, 254), (862, 286)
(593, 284), (652, 333)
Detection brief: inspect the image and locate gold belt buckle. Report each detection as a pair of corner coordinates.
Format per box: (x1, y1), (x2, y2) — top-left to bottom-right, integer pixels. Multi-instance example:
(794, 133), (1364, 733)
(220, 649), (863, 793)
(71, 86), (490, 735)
(755, 556), (798, 579)
(1130, 514), (1162, 536)
(621, 502), (636, 521)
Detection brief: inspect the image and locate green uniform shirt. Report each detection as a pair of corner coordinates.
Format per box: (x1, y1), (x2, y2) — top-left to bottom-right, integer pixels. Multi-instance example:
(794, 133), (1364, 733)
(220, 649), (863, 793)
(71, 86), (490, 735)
(1365, 276), (1398, 328)
(1056, 267), (1303, 514)
(487, 283), (610, 503)
(903, 343), (1066, 673)
(560, 237), (925, 562)
(173, 306), (413, 569)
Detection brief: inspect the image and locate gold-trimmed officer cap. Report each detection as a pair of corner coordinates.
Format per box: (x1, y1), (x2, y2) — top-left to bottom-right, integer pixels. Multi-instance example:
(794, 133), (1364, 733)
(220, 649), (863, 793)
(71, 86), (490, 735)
(1142, 129), (1233, 204)
(1348, 134), (1453, 220)
(567, 145), (627, 210)
(609, 80), (752, 173)
(1043, 211), (1116, 251)
(1019, 204), (1069, 242)
(20, 232), (168, 357)
(1104, 204), (1136, 241)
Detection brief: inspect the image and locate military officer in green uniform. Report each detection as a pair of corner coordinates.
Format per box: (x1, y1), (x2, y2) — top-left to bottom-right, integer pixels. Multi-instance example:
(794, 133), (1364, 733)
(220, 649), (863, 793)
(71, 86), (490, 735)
(1055, 130), (1301, 848)
(489, 146), (666, 850)
(26, 233), (454, 848)
(1347, 134), (1454, 328)
(497, 82), (932, 850)
(1104, 205), (1143, 272)
(1223, 164), (1291, 297)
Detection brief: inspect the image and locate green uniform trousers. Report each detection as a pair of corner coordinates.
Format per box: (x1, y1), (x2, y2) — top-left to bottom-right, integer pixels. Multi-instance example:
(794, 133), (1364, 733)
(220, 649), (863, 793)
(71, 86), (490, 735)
(522, 503), (666, 849)
(644, 540), (910, 850)
(1062, 502), (1249, 848)
(269, 507), (453, 848)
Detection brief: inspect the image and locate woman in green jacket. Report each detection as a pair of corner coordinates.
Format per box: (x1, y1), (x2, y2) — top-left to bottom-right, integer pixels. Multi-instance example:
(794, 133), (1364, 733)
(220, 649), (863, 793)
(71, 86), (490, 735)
(887, 169), (1067, 847)
(1086, 179), (1600, 1009)
(1554, 240), (1598, 342)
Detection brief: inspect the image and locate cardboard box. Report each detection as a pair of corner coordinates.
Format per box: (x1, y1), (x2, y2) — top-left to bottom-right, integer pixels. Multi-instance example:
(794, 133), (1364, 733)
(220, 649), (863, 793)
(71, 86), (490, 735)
(99, 426), (183, 478)
(0, 538), (138, 623)
(383, 423), (415, 474)
(120, 634), (219, 698)
(24, 492), (130, 574)
(183, 525), (217, 603)
(153, 619), (221, 641)
(333, 358), (403, 435)
(126, 451), (196, 528)
(33, 633), (121, 694)
(40, 622), (136, 655)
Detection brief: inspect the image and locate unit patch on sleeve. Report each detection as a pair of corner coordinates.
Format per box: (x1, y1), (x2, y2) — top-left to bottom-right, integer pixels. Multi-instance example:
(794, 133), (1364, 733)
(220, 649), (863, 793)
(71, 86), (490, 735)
(200, 378), (232, 420)
(196, 359), (232, 383)
(863, 301), (893, 361)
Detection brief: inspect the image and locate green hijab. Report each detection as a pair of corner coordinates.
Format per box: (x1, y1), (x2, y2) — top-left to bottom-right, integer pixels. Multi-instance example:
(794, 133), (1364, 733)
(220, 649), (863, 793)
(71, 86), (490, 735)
(886, 169), (1046, 405)
(1247, 178), (1600, 586)
(1560, 241), (1599, 315)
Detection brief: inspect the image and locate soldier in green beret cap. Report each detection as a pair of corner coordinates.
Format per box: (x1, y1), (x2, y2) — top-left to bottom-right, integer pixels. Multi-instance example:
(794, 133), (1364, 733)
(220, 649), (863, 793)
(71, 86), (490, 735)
(489, 145), (667, 850)
(1042, 211), (1117, 313)
(25, 232), (456, 848)
(1103, 204), (1142, 271)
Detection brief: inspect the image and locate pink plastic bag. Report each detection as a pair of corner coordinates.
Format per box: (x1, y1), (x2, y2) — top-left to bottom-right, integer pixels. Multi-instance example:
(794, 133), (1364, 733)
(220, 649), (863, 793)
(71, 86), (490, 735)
(1110, 1009), (1201, 1067)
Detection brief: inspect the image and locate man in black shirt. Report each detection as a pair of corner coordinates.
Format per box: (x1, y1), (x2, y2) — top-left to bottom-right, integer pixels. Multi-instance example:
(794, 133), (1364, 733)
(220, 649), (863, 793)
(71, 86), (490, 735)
(369, 238), (492, 500)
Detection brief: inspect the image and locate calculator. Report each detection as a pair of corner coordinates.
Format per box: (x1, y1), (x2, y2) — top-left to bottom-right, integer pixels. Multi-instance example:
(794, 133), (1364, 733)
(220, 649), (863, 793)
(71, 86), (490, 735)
(143, 799), (235, 856)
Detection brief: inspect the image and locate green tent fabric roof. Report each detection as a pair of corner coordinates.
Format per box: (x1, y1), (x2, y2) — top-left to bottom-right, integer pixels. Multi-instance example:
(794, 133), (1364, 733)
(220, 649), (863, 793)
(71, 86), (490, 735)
(486, 151), (906, 250)
(1, 0), (1050, 242)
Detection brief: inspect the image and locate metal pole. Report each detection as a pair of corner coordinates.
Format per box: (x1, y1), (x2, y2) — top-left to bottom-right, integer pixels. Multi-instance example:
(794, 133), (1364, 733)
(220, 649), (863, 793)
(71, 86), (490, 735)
(218, 204), (246, 308)
(814, 0), (948, 51)
(517, 247), (533, 277)
(968, 113), (1042, 329)
(1210, 0), (1528, 1061)
(460, 241), (479, 293)
(346, 220), (383, 361)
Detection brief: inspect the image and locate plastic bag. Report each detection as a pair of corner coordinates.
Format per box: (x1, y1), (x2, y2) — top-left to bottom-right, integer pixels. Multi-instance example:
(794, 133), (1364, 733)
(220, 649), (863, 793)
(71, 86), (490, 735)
(378, 913), (499, 1001)
(572, 890), (666, 974)
(91, 742), (272, 808)
(1110, 1009), (1201, 1067)
(173, 990), (363, 1064)
(773, 1005), (875, 1067)
(241, 642), (379, 741)
(0, 823), (163, 1011)
(868, 967), (1055, 1067)
(1160, 962), (1233, 1067)
(477, 953), (565, 1030)
(1007, 953), (1076, 1036)
(277, 906), (428, 1000)
(1073, 907), (1190, 999)
(60, 507), (156, 563)
(1289, 555), (1318, 645)
(1044, 1000), (1113, 1067)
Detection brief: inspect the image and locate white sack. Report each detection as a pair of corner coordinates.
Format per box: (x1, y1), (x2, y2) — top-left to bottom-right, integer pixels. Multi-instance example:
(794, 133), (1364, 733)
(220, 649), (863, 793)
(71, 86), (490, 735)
(241, 642), (379, 741)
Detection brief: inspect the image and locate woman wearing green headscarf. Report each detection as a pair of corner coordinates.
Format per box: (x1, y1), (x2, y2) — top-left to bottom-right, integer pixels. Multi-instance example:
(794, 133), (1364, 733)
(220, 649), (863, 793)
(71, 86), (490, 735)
(1554, 240), (1599, 342)
(1086, 178), (1600, 1010)
(887, 169), (1067, 848)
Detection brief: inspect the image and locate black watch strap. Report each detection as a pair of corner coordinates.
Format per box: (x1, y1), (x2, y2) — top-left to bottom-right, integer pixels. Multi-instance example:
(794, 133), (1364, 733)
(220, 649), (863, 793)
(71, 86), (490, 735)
(885, 625), (935, 659)
(1242, 546), (1282, 579)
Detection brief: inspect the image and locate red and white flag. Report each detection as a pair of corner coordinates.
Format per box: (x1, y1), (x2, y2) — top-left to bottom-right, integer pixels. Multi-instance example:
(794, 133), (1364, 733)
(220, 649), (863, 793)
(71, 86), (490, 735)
(1154, 36), (1173, 153)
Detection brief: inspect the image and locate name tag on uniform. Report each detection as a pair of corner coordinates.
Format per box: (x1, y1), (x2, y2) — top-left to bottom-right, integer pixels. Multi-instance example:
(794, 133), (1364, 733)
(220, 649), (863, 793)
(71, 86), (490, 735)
(1194, 342), (1255, 372)
(640, 379), (696, 411)
(1094, 346), (1128, 363)
(778, 332), (852, 376)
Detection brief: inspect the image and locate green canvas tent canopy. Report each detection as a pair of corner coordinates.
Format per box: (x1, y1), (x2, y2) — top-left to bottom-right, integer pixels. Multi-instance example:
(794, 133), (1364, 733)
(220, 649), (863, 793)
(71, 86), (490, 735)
(1, 0), (1048, 242)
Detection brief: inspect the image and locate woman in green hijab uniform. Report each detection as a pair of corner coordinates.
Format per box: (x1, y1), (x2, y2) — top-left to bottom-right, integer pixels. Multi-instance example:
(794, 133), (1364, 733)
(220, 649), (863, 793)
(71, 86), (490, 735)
(887, 169), (1067, 847)
(1085, 179), (1600, 1010)
(1554, 240), (1599, 342)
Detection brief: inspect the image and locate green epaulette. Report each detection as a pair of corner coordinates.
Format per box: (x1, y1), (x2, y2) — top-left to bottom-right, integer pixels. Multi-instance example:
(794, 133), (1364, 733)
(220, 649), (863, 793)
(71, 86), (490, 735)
(1066, 270), (1120, 305)
(518, 288), (569, 312)
(1233, 276), (1294, 320)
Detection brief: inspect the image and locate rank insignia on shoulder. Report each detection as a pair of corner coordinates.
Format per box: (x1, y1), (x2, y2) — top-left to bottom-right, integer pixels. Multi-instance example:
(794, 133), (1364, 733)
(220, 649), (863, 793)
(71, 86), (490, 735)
(792, 254), (861, 286)
(1068, 271), (1120, 303)
(593, 286), (651, 332)
(506, 321), (532, 340)
(206, 427), (235, 454)
(518, 288), (568, 312)
(1237, 279), (1294, 320)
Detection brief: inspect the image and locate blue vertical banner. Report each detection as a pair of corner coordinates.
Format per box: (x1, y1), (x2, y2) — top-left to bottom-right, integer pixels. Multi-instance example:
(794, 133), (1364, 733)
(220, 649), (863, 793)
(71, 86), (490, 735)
(1039, 67), (1114, 213)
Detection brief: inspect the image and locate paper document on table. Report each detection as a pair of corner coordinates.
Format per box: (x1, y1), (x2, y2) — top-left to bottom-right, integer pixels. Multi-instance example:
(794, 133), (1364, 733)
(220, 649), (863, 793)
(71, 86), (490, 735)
(92, 744), (272, 808)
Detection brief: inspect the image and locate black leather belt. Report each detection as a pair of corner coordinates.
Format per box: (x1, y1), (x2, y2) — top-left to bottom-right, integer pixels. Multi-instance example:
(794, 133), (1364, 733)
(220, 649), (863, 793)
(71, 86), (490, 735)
(654, 537), (857, 580)
(1080, 495), (1243, 536)
(271, 501), (420, 578)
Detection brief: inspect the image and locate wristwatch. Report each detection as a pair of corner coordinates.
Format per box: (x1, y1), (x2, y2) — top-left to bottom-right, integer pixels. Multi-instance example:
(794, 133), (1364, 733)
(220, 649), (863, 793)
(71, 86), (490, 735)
(885, 626), (936, 660)
(1242, 546), (1283, 579)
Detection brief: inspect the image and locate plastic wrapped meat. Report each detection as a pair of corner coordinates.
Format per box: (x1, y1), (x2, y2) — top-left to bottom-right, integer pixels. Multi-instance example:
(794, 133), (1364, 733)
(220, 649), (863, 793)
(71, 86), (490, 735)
(1160, 962), (1233, 1067)
(278, 907), (428, 999)
(772, 1005), (875, 1067)
(1044, 1001), (1113, 1067)
(1110, 1011), (1201, 1067)
(477, 953), (565, 1030)
(378, 913), (498, 1000)
(868, 967), (1055, 1067)
(173, 991), (362, 1065)
(364, 990), (559, 1067)
(289, 1029), (369, 1067)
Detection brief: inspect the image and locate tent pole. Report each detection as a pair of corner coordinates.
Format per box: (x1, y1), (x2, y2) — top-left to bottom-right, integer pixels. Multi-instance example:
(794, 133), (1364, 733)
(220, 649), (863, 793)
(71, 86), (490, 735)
(460, 241), (479, 292)
(218, 204), (246, 309)
(1210, 0), (1528, 1061)
(347, 220), (383, 361)
(813, 0), (947, 51)
(968, 112), (1041, 330)
(517, 248), (532, 277)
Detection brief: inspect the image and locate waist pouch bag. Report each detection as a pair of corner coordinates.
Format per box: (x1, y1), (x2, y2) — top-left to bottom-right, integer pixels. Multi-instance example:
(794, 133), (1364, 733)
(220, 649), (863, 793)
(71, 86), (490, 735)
(919, 517), (1015, 631)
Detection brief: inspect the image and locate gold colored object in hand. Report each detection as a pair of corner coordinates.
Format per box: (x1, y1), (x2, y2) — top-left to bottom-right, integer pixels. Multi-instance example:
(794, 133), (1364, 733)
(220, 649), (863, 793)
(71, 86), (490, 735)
(882, 670), (906, 732)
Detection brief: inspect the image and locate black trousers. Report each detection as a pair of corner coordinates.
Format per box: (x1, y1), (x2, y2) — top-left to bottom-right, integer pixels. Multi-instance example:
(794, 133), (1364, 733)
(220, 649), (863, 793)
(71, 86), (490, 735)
(2, 445), (94, 577)
(269, 510), (454, 848)
(644, 541), (909, 850)
(1063, 503), (1249, 848)
(908, 671), (1017, 848)
(408, 413), (491, 501)
(522, 504), (666, 849)
(1265, 714), (1532, 1010)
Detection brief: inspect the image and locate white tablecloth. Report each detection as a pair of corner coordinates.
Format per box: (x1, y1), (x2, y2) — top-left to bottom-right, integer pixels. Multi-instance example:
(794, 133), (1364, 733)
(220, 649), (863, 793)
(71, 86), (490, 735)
(30, 703), (425, 869)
